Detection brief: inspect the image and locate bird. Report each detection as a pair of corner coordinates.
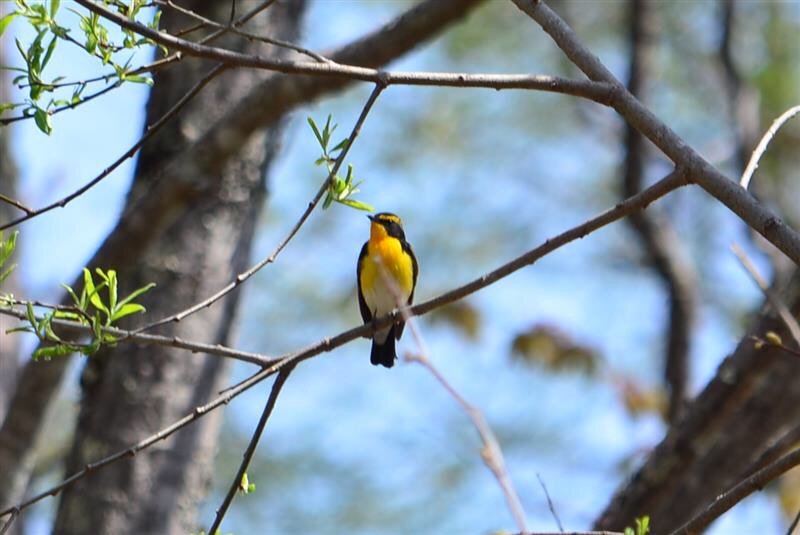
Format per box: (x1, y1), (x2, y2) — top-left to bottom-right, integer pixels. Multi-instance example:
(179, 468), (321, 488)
(357, 212), (419, 368)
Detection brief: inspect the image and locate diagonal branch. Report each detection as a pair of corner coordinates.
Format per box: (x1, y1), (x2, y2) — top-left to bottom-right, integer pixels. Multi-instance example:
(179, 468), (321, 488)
(207, 364), (295, 534)
(510, 0), (800, 265)
(134, 82), (386, 333)
(669, 447), (800, 535)
(0, 64), (227, 231)
(0, 168), (685, 520)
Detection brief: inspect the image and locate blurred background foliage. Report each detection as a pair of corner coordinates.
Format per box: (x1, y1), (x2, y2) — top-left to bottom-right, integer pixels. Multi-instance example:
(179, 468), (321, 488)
(5, 0), (800, 533)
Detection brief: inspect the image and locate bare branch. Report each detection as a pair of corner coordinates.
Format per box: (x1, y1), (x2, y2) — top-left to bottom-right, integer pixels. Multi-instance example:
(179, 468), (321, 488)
(0, 168), (686, 520)
(537, 473), (564, 533)
(0, 306), (277, 367)
(669, 447), (800, 535)
(732, 243), (800, 346)
(740, 104), (800, 191)
(135, 82), (386, 333)
(207, 364), (295, 534)
(510, 0), (800, 265)
(0, 64), (227, 231)
(72, 0), (611, 102)
(0, 194), (32, 215)
(156, 0), (330, 62)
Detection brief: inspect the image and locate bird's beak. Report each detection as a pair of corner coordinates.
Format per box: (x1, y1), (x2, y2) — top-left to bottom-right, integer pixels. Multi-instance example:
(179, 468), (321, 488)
(367, 214), (376, 222)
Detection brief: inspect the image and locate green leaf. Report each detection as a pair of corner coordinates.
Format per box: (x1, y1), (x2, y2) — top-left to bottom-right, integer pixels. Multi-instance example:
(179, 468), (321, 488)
(25, 301), (37, 329)
(0, 264), (16, 286)
(116, 282), (155, 309)
(41, 34), (58, 72)
(110, 302), (145, 322)
(83, 268), (108, 313)
(339, 199), (375, 212)
(331, 138), (349, 153)
(33, 344), (74, 361)
(307, 116), (323, 147)
(61, 282), (81, 308)
(124, 75), (153, 86)
(50, 0), (60, 19)
(0, 230), (18, 265)
(0, 13), (18, 37)
(53, 310), (81, 321)
(322, 193), (333, 210)
(33, 107), (52, 135)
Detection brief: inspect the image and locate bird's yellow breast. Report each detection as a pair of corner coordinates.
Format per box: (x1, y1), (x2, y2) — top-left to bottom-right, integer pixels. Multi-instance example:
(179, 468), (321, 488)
(361, 236), (414, 298)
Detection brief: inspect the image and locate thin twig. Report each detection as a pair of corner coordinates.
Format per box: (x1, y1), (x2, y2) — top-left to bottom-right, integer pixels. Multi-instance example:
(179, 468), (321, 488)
(537, 473), (564, 533)
(0, 306), (276, 367)
(731, 243), (800, 346)
(156, 0), (330, 62)
(669, 447), (800, 535)
(373, 258), (530, 534)
(740, 104), (800, 190)
(786, 505), (800, 535)
(509, 0), (800, 265)
(0, 168), (686, 520)
(0, 508), (17, 535)
(0, 64), (226, 231)
(207, 364), (295, 534)
(0, 82), (121, 125)
(134, 82), (386, 334)
(0, 194), (33, 215)
(71, 0), (613, 103)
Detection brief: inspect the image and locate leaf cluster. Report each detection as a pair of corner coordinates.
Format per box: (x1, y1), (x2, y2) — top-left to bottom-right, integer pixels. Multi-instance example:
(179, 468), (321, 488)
(6, 264), (155, 361)
(1, 0), (160, 134)
(308, 115), (374, 212)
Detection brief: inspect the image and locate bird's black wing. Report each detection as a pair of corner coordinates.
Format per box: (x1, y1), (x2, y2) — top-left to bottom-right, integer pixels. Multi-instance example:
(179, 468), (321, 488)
(356, 241), (372, 324)
(395, 239), (419, 340)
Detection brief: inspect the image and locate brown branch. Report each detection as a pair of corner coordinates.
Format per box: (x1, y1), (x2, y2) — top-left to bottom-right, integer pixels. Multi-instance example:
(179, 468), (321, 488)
(510, 0), (800, 265)
(0, 64), (227, 231)
(621, 0), (697, 423)
(0, 80), (121, 125)
(207, 364), (295, 534)
(134, 82), (386, 334)
(732, 243), (800, 346)
(156, 0), (329, 62)
(669, 447), (800, 535)
(537, 473), (564, 533)
(0, 194), (32, 215)
(73, 0), (611, 102)
(0, 307), (277, 367)
(0, 168), (686, 520)
(378, 260), (530, 534)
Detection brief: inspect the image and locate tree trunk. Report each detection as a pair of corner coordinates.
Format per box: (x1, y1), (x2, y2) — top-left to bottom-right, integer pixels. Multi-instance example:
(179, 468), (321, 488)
(52, 2), (306, 533)
(595, 270), (800, 531)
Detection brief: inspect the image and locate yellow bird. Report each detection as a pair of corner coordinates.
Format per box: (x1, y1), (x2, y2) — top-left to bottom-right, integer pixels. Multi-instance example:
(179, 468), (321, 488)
(357, 213), (419, 368)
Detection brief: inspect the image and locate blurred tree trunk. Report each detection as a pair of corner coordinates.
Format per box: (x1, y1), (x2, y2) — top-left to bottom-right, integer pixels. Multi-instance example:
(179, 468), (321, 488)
(595, 269), (800, 531)
(52, 1), (306, 533)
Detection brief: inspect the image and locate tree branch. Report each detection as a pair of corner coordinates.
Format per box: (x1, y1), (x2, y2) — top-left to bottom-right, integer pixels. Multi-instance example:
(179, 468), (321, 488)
(740, 104), (800, 191)
(669, 447), (800, 535)
(0, 306), (277, 367)
(207, 364), (295, 534)
(0, 168), (685, 519)
(510, 0), (800, 265)
(134, 82), (386, 333)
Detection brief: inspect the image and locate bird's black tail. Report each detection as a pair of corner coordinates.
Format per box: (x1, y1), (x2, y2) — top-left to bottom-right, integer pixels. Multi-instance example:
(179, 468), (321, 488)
(370, 328), (397, 368)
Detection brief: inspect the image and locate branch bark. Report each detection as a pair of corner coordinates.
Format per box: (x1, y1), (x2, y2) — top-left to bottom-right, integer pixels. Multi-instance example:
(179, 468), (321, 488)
(511, 0), (800, 265)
